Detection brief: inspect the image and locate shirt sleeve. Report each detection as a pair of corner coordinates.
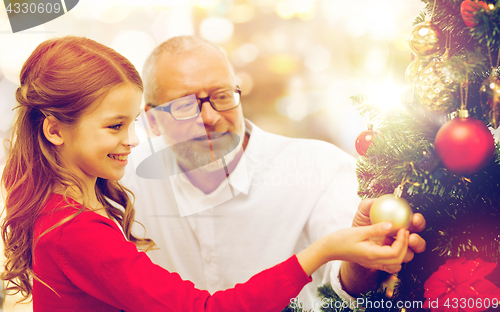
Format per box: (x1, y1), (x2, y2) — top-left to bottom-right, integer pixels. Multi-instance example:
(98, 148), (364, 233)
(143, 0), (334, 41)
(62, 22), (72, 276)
(54, 212), (311, 312)
(322, 260), (356, 303)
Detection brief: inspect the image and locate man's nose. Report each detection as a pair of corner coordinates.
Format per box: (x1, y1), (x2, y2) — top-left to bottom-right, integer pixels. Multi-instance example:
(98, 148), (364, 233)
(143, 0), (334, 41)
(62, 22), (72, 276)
(197, 99), (220, 126)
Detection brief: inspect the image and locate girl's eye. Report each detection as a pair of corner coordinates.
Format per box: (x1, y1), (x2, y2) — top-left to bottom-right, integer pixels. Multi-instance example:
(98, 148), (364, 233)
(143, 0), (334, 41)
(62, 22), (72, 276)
(109, 124), (122, 130)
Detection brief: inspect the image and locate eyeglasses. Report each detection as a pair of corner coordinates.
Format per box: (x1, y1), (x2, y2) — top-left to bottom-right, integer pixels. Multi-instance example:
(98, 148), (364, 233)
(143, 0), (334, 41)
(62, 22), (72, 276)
(150, 87), (241, 121)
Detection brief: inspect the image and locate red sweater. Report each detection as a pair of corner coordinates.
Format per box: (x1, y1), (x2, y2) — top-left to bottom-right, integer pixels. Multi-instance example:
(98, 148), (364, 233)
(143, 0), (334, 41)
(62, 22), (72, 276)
(32, 194), (311, 311)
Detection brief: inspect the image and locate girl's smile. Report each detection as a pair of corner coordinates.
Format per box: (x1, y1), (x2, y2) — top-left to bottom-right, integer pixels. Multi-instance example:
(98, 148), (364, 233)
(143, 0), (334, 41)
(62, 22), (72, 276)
(107, 153), (130, 165)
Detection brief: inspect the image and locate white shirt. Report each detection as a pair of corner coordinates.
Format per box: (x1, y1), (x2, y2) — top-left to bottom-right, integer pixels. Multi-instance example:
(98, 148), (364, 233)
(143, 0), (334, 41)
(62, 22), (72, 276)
(123, 120), (360, 309)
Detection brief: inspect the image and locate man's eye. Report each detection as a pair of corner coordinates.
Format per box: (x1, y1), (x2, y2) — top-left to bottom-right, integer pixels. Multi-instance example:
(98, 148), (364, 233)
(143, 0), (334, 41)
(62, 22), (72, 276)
(212, 91), (232, 101)
(179, 103), (194, 111)
(109, 124), (122, 130)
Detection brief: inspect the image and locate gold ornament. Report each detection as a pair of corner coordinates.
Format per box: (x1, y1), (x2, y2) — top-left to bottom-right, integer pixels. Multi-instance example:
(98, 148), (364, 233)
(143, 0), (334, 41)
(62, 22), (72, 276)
(405, 58), (424, 84)
(370, 186), (413, 236)
(415, 52), (458, 113)
(479, 70), (500, 129)
(409, 21), (444, 58)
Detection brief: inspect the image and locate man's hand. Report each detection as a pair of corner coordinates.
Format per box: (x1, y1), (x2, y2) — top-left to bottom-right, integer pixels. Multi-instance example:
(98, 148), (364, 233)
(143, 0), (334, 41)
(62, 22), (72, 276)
(351, 198), (426, 273)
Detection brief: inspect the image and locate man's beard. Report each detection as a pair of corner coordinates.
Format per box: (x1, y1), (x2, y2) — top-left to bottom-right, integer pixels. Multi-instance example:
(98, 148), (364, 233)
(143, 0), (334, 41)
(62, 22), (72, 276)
(168, 125), (245, 173)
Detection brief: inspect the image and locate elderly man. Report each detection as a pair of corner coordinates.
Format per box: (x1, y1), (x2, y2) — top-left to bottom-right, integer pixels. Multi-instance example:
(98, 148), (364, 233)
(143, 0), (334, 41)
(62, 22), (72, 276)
(123, 35), (426, 309)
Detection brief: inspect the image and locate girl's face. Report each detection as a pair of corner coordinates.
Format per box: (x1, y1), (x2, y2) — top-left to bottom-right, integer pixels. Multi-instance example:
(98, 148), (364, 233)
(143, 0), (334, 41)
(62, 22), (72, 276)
(59, 83), (142, 186)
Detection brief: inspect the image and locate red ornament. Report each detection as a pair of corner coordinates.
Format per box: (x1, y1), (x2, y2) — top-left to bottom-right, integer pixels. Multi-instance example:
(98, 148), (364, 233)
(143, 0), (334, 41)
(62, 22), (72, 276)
(434, 116), (495, 175)
(424, 258), (500, 311)
(461, 0), (488, 27)
(355, 125), (381, 156)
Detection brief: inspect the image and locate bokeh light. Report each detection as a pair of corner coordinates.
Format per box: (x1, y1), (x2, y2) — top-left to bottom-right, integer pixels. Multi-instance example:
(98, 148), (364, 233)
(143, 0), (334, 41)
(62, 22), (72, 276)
(0, 20), (47, 84)
(231, 43), (259, 67)
(364, 45), (390, 74)
(151, 6), (194, 43)
(71, 1), (130, 23)
(253, 0), (275, 13)
(235, 71), (254, 96)
(111, 31), (156, 75)
(304, 45), (331, 72)
(193, 0), (218, 10)
(394, 32), (413, 52)
(276, 1), (295, 19)
(82, 0), (186, 5)
(267, 54), (300, 75)
(0, 79), (16, 138)
(199, 17), (234, 43)
(205, 0), (234, 16)
(276, 0), (316, 19)
(276, 76), (323, 121)
(368, 78), (408, 113)
(96, 5), (131, 24)
(228, 4), (256, 23)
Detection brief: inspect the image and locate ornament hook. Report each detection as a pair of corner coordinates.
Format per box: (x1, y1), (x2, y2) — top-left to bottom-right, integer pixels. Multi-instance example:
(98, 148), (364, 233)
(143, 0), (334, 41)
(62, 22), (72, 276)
(393, 185), (404, 198)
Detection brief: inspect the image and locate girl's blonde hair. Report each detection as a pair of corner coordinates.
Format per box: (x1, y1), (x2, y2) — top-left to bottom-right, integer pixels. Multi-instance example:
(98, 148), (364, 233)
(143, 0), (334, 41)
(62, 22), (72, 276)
(1, 36), (154, 301)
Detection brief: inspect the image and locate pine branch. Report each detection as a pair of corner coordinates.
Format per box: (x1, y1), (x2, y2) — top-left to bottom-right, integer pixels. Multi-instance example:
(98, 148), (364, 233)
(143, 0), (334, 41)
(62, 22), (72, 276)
(470, 1), (500, 52)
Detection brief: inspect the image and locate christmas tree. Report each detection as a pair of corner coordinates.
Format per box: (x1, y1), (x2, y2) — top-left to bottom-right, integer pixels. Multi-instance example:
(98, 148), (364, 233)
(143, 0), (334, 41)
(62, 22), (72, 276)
(312, 0), (500, 311)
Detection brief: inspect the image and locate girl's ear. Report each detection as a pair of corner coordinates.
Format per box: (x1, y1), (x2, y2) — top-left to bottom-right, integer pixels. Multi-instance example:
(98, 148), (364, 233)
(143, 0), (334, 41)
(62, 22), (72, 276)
(43, 116), (65, 146)
(145, 104), (162, 136)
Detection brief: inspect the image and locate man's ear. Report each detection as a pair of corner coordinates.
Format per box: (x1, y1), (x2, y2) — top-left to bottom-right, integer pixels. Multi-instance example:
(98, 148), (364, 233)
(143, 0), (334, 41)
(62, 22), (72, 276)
(42, 116), (65, 146)
(145, 104), (162, 136)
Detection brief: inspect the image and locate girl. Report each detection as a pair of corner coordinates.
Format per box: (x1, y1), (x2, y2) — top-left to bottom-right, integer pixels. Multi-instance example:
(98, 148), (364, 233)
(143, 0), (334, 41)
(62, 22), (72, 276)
(1, 36), (408, 311)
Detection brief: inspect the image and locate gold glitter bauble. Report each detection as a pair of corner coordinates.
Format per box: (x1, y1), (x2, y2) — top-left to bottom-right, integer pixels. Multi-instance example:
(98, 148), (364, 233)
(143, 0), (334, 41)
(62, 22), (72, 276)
(479, 71), (500, 129)
(370, 194), (413, 236)
(415, 59), (458, 113)
(405, 59), (425, 84)
(408, 21), (444, 57)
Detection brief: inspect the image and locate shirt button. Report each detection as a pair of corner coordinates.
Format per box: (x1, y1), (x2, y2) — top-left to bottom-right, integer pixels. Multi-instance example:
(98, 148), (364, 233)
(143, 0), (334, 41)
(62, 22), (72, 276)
(204, 254), (212, 263)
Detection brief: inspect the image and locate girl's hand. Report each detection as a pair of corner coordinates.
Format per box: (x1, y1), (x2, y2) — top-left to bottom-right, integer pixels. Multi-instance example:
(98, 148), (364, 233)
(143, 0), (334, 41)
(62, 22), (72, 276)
(325, 223), (409, 272)
(352, 198), (426, 272)
(297, 222), (408, 277)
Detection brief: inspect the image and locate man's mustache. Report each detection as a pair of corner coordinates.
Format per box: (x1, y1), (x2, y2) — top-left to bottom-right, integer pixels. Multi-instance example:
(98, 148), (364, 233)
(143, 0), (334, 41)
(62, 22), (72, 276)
(135, 132), (242, 179)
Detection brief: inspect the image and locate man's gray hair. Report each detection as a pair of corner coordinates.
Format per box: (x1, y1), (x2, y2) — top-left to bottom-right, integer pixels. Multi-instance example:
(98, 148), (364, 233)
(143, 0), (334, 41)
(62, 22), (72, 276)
(142, 35), (232, 104)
